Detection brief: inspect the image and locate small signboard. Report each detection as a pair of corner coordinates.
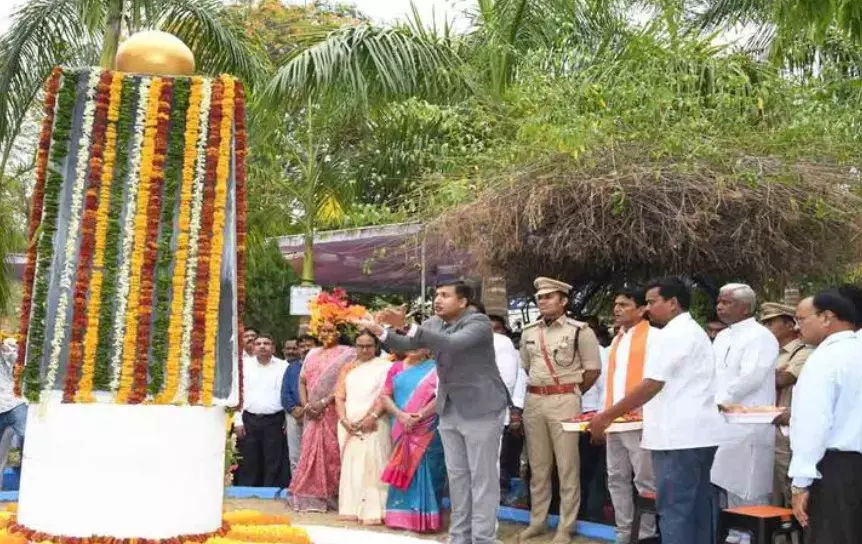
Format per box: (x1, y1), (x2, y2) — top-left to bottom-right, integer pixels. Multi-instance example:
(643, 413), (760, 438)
(290, 285), (322, 316)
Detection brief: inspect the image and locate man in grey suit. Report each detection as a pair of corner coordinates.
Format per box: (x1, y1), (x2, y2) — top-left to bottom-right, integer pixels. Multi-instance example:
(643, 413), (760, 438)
(354, 281), (509, 544)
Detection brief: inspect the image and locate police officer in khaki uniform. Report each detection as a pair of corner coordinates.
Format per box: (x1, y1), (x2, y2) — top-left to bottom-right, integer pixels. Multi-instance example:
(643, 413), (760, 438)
(519, 277), (602, 544)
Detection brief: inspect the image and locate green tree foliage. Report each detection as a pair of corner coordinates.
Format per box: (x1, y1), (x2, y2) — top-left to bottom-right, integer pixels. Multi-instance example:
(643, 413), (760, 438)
(243, 233), (299, 346)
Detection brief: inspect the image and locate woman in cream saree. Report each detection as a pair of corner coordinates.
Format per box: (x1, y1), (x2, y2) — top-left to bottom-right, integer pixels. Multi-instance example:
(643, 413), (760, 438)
(334, 331), (392, 524)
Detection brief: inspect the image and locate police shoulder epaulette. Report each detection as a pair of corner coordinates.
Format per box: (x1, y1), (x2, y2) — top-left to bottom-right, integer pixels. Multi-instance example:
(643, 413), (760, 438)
(566, 317), (587, 329)
(523, 321), (540, 331)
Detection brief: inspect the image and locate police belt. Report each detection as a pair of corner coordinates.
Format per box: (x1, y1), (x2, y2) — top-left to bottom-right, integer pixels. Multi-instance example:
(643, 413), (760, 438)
(527, 383), (580, 395)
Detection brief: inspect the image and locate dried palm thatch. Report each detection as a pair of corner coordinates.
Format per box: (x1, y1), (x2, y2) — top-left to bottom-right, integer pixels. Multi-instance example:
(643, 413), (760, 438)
(432, 150), (862, 295)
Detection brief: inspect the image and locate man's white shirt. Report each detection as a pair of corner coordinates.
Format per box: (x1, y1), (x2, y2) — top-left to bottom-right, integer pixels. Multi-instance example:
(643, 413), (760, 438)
(711, 317), (779, 500)
(581, 346), (607, 413)
(789, 331), (862, 488)
(641, 312), (725, 451)
(604, 324), (659, 406)
(494, 333), (527, 424)
(233, 356), (288, 426)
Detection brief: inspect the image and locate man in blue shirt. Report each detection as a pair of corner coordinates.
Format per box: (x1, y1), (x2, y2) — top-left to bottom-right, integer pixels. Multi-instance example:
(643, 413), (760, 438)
(789, 290), (862, 543)
(281, 335), (318, 477)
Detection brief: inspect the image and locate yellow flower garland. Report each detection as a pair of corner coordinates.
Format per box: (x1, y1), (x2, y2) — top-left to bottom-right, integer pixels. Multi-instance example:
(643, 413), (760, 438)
(223, 526), (311, 544)
(156, 76), (204, 404)
(200, 75), (234, 406)
(221, 511), (292, 526)
(76, 71), (124, 403)
(116, 77), (163, 403)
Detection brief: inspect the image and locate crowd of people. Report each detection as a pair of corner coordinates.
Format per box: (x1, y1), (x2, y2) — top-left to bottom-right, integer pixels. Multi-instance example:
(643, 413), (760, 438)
(234, 277), (862, 544)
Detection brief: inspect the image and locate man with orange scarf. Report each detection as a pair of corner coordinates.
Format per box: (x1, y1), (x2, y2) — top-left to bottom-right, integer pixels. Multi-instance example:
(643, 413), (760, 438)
(603, 287), (658, 543)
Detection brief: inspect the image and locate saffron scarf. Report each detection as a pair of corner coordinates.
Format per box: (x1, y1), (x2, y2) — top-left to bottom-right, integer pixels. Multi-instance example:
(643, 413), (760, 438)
(604, 320), (650, 410)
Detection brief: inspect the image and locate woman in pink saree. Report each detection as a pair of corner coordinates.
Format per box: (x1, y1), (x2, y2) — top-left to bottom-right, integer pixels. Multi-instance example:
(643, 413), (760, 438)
(287, 323), (356, 512)
(379, 349), (446, 533)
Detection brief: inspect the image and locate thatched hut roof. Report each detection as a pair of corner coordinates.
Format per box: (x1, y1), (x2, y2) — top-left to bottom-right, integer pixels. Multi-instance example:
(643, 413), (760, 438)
(432, 151), (862, 296)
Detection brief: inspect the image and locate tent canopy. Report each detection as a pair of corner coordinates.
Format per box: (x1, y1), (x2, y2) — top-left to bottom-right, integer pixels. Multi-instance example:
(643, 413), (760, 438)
(274, 223), (472, 293)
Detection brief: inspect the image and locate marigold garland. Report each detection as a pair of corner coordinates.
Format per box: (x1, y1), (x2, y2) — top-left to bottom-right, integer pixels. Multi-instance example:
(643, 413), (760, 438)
(5, 521), (230, 544)
(222, 526), (311, 544)
(13, 67), (62, 397)
(220, 512), (292, 526)
(128, 78), (175, 403)
(75, 71), (125, 402)
(149, 77), (190, 398)
(234, 81), (248, 408)
(109, 77), (153, 393)
(15, 70), (244, 406)
(175, 80), (212, 403)
(93, 76), (139, 392)
(201, 75), (235, 405)
(21, 70), (83, 401)
(116, 77), (174, 404)
(63, 70), (113, 402)
(187, 77), (225, 405)
(44, 69), (102, 394)
(114, 77), (164, 402)
(157, 77), (206, 404)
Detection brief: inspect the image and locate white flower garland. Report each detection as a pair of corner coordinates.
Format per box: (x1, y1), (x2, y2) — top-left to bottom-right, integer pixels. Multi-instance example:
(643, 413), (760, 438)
(108, 77), (152, 392)
(174, 78), (212, 403)
(43, 71), (101, 392)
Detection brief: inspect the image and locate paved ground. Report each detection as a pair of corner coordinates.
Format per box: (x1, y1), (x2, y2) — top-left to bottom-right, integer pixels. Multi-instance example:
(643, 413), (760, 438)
(226, 499), (605, 544)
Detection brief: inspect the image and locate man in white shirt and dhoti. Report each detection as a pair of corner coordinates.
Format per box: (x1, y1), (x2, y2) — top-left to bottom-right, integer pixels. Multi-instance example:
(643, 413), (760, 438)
(711, 283), (779, 510)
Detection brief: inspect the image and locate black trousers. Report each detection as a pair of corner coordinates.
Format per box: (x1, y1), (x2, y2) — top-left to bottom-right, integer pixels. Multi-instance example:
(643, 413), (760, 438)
(236, 411), (286, 487)
(500, 426), (524, 491)
(808, 450), (862, 544)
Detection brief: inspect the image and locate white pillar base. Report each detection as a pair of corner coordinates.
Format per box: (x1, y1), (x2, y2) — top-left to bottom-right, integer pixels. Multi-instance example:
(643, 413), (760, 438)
(17, 400), (227, 539)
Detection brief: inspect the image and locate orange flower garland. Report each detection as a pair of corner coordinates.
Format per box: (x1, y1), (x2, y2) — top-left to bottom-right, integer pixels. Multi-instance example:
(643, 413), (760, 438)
(4, 521), (230, 544)
(75, 72), (125, 402)
(156, 76), (205, 404)
(128, 78), (175, 404)
(187, 77), (225, 405)
(13, 67), (62, 396)
(63, 70), (113, 402)
(115, 77), (164, 404)
(233, 80), (248, 408)
(201, 75), (234, 405)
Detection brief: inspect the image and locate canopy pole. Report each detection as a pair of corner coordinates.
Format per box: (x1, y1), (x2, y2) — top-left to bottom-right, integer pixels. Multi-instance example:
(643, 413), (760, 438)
(420, 226), (427, 320)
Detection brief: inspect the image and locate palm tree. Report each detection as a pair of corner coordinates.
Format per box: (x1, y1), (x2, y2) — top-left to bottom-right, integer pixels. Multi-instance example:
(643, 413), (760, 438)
(0, 0), (269, 309)
(258, 0), (624, 285)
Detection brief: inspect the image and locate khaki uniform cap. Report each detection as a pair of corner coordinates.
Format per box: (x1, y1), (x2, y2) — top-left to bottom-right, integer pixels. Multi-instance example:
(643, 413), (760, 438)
(760, 302), (796, 323)
(534, 277), (573, 297)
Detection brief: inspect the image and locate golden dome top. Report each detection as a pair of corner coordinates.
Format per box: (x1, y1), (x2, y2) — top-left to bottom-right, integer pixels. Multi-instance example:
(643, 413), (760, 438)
(115, 30), (196, 76)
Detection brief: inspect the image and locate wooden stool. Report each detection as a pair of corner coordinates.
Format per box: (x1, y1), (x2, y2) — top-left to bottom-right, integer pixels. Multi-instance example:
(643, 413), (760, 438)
(716, 505), (803, 544)
(629, 491), (660, 544)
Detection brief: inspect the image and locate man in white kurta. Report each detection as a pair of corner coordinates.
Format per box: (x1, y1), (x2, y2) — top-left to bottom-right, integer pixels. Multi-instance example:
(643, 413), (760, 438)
(711, 284), (779, 507)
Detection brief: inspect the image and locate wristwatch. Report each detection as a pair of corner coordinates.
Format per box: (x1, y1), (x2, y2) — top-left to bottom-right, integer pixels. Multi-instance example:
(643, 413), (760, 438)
(791, 485), (808, 496)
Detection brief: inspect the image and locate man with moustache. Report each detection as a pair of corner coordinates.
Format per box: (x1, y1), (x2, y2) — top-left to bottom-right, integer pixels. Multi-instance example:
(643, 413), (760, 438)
(518, 277), (601, 544)
(759, 302), (812, 507)
(588, 277), (725, 544)
(242, 326), (259, 366)
(353, 281), (510, 544)
(789, 291), (862, 542)
(235, 333), (288, 487)
(600, 286), (658, 544)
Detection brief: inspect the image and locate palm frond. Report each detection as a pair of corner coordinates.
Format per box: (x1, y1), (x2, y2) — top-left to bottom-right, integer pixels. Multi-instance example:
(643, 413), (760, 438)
(154, 0), (271, 89)
(0, 0), (100, 164)
(262, 23), (463, 110)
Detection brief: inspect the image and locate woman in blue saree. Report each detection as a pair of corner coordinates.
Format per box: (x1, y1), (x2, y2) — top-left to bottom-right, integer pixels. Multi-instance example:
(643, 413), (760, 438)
(379, 349), (446, 533)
